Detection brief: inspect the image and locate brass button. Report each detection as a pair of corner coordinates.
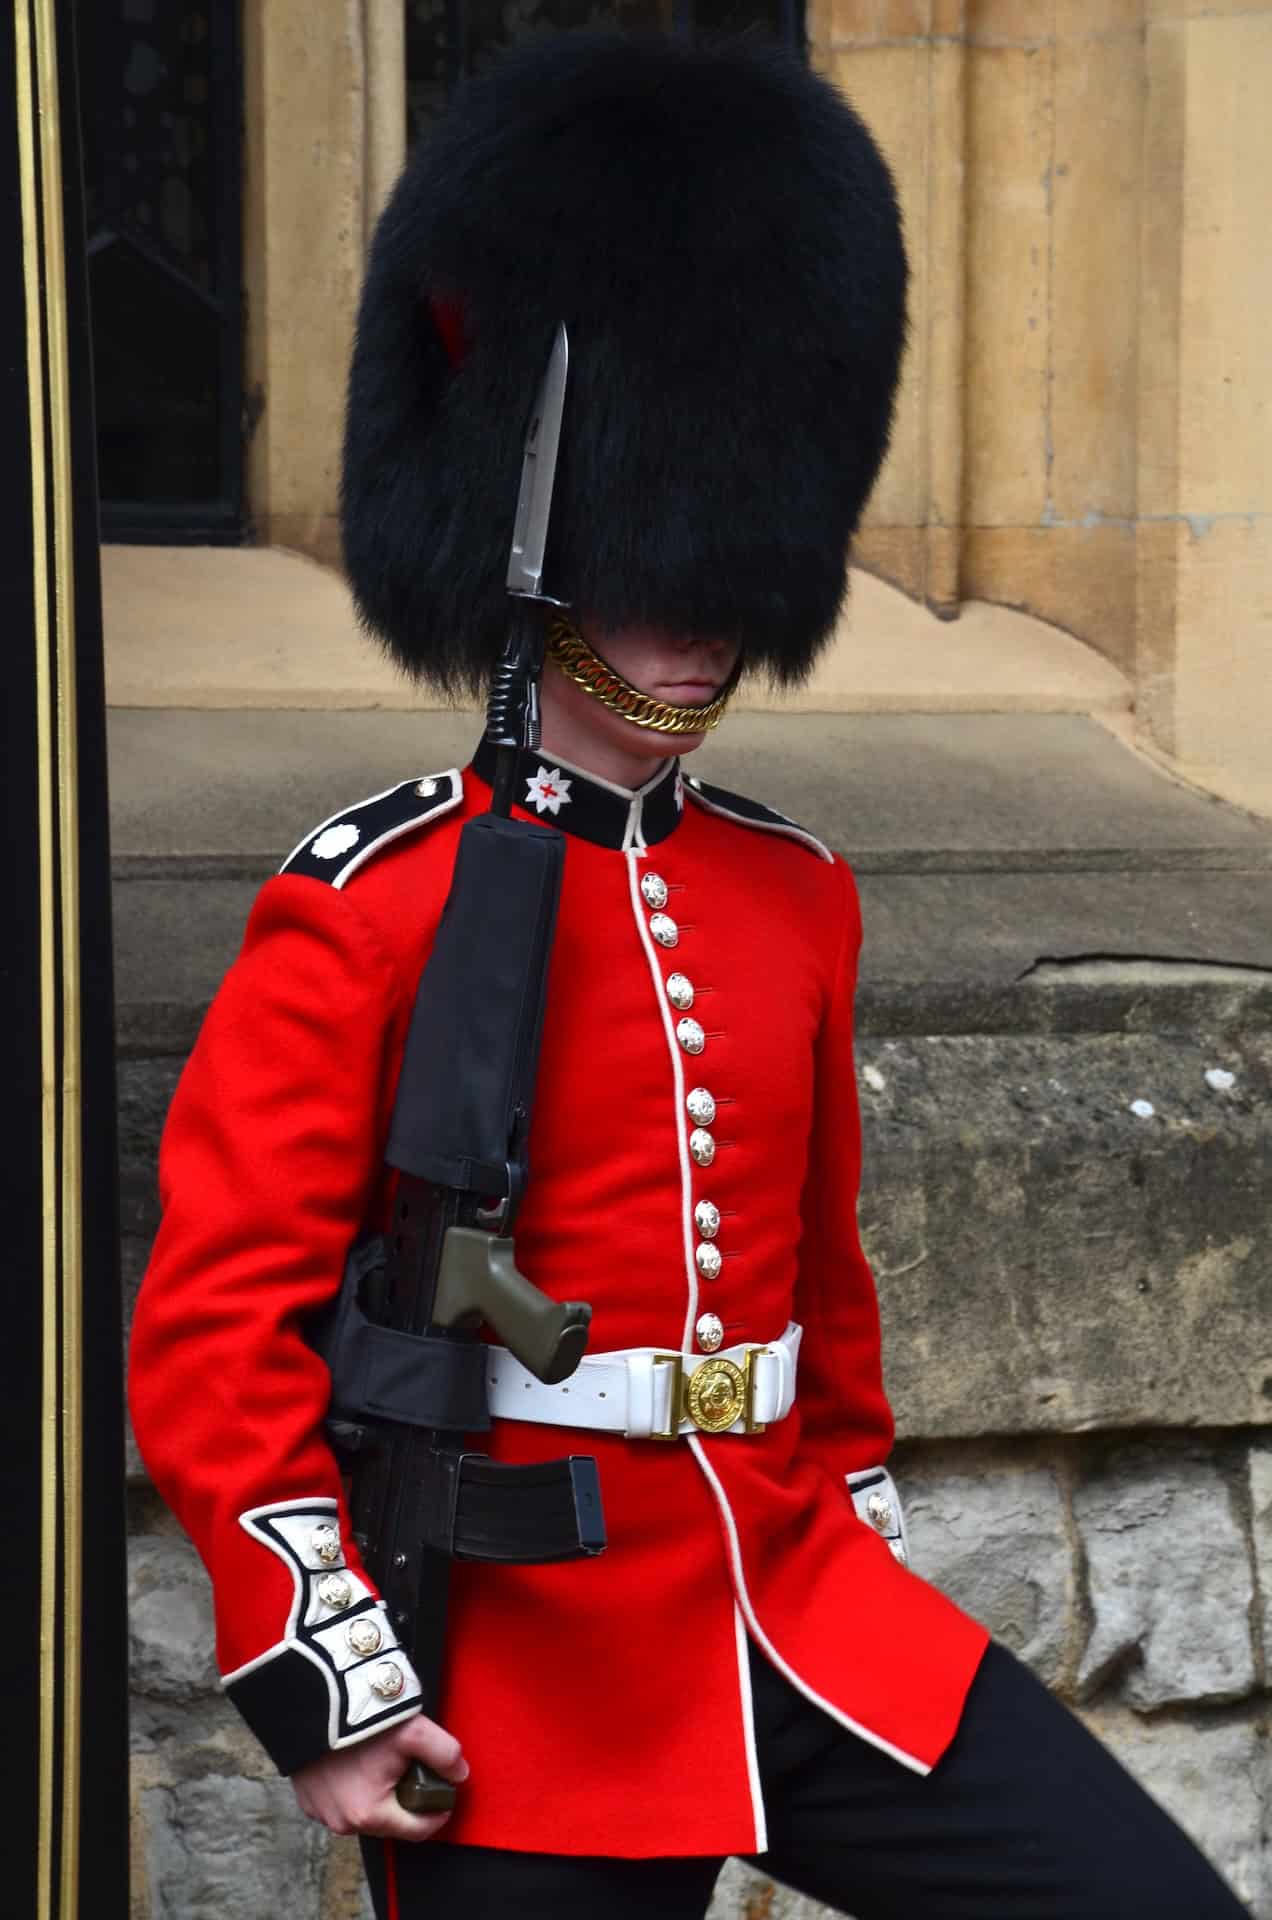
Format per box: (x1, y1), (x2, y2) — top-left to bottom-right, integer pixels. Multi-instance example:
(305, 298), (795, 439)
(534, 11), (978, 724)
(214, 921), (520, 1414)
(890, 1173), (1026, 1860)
(649, 912), (679, 949)
(695, 1311), (725, 1353)
(666, 972), (694, 1011)
(676, 1017), (706, 1056)
(689, 1128), (716, 1168)
(368, 1660), (406, 1700)
(316, 1573), (353, 1611)
(310, 1524), (342, 1566)
(866, 1492), (896, 1534)
(686, 1087), (716, 1127)
(694, 1199), (720, 1239)
(641, 872), (669, 910)
(696, 1242), (723, 1281)
(347, 1616), (383, 1657)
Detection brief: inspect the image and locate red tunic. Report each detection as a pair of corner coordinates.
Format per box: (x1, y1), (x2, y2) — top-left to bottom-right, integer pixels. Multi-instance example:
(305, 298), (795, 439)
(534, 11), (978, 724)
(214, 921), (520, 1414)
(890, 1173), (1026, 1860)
(128, 747), (987, 1858)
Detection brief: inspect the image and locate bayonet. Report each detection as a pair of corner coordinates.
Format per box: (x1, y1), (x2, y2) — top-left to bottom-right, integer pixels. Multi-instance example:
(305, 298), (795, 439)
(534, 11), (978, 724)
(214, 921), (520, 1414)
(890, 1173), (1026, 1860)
(506, 323), (570, 602)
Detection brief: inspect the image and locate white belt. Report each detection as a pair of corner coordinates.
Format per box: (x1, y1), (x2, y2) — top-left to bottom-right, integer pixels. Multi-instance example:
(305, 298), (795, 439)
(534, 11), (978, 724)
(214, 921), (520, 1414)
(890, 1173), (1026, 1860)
(485, 1322), (803, 1439)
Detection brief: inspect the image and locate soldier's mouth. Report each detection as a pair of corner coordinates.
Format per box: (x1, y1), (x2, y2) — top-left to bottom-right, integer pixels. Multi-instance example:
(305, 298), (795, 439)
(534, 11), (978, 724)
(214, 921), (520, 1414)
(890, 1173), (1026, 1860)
(655, 679), (720, 704)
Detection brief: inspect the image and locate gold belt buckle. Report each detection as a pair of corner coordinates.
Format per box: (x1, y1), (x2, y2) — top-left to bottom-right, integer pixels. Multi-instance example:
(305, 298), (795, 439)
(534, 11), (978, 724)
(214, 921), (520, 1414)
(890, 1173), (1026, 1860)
(651, 1348), (771, 1439)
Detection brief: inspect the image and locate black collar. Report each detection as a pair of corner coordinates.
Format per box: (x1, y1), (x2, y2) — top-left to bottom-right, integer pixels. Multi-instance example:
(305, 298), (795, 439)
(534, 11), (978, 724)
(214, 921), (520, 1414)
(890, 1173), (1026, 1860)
(470, 737), (684, 850)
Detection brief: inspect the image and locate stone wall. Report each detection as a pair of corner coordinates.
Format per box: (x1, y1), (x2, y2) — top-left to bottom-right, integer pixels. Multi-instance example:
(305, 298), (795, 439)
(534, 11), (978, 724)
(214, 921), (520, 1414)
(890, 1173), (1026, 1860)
(121, 1018), (1271, 1917)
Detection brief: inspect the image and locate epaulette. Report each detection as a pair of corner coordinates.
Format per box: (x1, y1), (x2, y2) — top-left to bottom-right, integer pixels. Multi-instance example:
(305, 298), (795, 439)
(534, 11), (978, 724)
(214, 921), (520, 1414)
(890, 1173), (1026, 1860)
(683, 774), (833, 864)
(279, 768), (464, 889)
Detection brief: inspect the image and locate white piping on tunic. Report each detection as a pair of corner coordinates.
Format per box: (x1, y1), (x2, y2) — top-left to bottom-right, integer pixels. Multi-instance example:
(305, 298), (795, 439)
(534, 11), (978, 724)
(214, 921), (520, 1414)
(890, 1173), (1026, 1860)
(280, 782), (415, 872)
(621, 792), (648, 856)
(684, 781), (833, 864)
(689, 1437), (931, 1777)
(278, 769), (465, 888)
(628, 831), (772, 1836)
(733, 1600), (768, 1852)
(333, 779), (464, 889)
(625, 850), (699, 1344)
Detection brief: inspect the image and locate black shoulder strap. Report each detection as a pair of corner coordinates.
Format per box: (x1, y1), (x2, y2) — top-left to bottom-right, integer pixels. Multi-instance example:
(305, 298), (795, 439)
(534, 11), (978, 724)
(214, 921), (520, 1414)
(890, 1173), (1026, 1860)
(280, 770), (465, 888)
(683, 775), (833, 863)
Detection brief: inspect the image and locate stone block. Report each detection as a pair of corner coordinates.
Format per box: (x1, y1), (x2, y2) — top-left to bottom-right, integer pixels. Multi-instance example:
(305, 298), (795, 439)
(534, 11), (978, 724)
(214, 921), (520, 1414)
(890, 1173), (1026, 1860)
(1137, 517), (1272, 815)
(1137, 23), (1187, 522)
(129, 1535), (220, 1703)
(849, 526), (925, 600)
(242, 0), (365, 548)
(1075, 1448), (1256, 1708)
(1249, 1446), (1272, 1681)
(877, 0), (931, 35)
(1170, 517), (1272, 779)
(965, 43), (1052, 525)
(130, 1691), (254, 1763)
(126, 1410), (147, 1487)
(829, 45), (929, 530)
(1173, 16), (1272, 519)
(961, 522), (1136, 675)
(901, 1464), (1072, 1685)
(970, 0), (1054, 43)
(708, 1856), (844, 1920)
(1134, 517), (1186, 756)
(1050, 28), (1142, 521)
(859, 1029), (1272, 1437)
(1055, 0), (1143, 33)
(826, 0), (874, 42)
(1087, 1707), (1269, 1915)
(321, 1834), (378, 1920)
(141, 1775), (328, 1920)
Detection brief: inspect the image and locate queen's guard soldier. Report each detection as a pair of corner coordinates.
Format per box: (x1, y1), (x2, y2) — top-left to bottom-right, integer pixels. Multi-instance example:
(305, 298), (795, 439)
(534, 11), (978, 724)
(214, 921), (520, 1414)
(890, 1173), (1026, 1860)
(129, 32), (1249, 1920)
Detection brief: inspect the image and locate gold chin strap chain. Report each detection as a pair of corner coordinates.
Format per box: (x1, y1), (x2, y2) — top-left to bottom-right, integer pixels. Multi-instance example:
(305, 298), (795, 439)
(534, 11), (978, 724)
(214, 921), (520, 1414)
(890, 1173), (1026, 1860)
(546, 614), (733, 735)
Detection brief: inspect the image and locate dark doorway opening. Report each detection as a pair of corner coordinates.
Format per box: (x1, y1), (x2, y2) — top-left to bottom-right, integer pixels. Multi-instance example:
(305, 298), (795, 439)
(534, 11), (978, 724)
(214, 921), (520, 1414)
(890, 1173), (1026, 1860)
(80, 2), (243, 542)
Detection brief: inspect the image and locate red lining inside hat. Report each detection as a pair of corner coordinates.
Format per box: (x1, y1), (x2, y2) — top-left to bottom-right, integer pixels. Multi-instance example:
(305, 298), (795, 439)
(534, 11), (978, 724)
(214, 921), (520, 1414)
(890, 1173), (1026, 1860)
(429, 294), (468, 369)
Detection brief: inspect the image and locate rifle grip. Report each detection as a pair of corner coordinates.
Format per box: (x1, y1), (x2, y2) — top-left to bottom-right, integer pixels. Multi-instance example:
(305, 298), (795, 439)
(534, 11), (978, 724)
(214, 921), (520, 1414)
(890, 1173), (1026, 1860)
(435, 1227), (591, 1384)
(396, 1761), (458, 1816)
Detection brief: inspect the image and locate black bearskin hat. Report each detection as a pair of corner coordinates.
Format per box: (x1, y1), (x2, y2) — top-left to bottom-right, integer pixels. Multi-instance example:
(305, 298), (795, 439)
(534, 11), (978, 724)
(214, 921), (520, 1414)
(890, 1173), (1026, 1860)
(342, 32), (907, 692)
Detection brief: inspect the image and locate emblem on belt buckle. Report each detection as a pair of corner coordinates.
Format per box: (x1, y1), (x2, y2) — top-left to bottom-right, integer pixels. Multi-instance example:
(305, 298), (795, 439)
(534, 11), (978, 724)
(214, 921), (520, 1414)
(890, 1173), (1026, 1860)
(686, 1356), (746, 1432)
(651, 1349), (768, 1438)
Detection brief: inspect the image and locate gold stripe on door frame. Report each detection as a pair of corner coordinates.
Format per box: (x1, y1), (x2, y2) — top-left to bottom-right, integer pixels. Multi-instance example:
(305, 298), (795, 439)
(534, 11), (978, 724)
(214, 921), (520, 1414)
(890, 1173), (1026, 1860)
(14, 5), (60, 1917)
(15, 0), (86, 1914)
(34, 0), (85, 1909)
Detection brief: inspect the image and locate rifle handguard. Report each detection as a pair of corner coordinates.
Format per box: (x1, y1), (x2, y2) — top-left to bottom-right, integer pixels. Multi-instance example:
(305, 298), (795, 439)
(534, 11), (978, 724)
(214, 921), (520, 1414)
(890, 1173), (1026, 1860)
(433, 1226), (590, 1385)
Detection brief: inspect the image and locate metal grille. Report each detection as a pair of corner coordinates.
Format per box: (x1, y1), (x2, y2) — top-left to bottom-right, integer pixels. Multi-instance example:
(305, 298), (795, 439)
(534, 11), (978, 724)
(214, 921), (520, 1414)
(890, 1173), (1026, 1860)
(407, 2), (805, 143)
(80, 2), (242, 541)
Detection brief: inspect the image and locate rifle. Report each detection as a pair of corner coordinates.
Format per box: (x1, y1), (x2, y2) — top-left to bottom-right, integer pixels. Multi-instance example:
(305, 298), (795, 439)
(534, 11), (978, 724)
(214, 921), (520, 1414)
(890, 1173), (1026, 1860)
(311, 328), (604, 1813)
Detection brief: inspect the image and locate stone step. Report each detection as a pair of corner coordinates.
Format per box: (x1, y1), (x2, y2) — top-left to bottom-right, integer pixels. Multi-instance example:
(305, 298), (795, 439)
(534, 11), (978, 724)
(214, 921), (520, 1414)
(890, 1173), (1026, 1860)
(110, 709), (1272, 1048)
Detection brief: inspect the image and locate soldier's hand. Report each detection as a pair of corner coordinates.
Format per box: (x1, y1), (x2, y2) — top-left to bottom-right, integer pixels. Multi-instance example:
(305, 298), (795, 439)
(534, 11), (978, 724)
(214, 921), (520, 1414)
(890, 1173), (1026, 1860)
(291, 1713), (468, 1841)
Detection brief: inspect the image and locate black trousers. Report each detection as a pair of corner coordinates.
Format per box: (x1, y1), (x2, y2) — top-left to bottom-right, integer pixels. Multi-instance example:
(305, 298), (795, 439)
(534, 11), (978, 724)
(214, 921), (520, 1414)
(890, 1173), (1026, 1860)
(364, 1640), (1249, 1919)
